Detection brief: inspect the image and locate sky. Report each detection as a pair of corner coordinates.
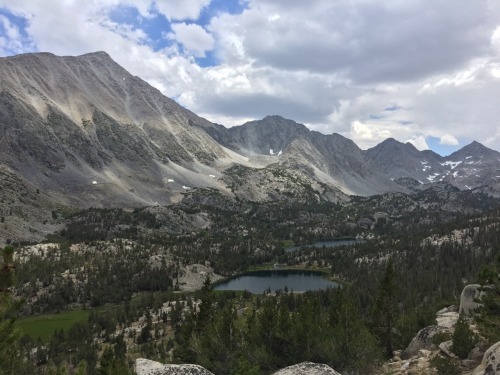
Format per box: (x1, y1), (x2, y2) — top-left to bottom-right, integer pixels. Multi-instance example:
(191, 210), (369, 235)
(1, 1), (500, 155)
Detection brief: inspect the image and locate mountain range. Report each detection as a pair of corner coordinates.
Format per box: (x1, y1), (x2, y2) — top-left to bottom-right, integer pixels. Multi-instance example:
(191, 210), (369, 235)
(1, 51), (500, 236)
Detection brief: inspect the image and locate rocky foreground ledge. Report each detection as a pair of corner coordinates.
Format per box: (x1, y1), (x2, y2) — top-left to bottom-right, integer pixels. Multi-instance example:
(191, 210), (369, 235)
(135, 359), (341, 375)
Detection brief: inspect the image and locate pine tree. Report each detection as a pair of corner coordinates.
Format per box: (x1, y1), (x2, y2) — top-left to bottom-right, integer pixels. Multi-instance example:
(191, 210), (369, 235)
(372, 258), (400, 357)
(451, 314), (477, 359)
(196, 276), (214, 332)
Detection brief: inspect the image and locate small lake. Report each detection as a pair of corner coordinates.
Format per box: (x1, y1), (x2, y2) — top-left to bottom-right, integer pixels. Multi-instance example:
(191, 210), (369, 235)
(285, 239), (362, 253)
(213, 270), (339, 294)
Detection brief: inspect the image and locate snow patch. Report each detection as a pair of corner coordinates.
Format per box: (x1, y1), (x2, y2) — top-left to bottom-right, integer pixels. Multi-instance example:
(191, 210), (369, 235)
(427, 173), (440, 182)
(167, 179), (174, 183)
(465, 156), (472, 159)
(182, 186), (191, 190)
(440, 160), (462, 169)
(92, 181), (97, 185)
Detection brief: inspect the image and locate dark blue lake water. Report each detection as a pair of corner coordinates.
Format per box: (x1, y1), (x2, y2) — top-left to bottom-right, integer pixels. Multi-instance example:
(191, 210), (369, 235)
(213, 270), (339, 294)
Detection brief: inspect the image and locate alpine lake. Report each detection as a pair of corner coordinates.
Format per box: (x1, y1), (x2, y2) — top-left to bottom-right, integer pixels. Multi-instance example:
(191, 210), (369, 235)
(213, 269), (339, 294)
(213, 239), (362, 293)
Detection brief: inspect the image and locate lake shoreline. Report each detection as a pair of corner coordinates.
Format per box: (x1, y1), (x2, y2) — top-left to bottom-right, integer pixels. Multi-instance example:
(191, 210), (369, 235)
(212, 268), (341, 294)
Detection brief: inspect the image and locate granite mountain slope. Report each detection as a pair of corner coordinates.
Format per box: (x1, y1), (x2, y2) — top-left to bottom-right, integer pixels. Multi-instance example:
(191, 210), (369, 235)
(1, 51), (499, 214)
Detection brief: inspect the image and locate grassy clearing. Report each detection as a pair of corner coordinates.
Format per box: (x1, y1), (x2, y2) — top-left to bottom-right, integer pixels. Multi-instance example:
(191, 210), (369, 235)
(16, 309), (90, 342)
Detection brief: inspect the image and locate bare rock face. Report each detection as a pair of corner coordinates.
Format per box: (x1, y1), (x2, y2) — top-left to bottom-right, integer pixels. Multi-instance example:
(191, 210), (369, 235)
(401, 325), (440, 359)
(135, 359), (214, 375)
(473, 341), (500, 375)
(402, 305), (460, 360)
(271, 362), (341, 375)
(460, 284), (482, 315)
(436, 306), (459, 330)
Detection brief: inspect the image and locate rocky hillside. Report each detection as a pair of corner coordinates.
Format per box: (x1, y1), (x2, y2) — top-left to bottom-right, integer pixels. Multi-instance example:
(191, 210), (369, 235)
(0, 51), (499, 231)
(0, 51), (234, 208)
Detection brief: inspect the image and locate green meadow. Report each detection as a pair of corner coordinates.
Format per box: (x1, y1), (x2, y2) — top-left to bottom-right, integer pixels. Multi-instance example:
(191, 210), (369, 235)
(16, 309), (90, 342)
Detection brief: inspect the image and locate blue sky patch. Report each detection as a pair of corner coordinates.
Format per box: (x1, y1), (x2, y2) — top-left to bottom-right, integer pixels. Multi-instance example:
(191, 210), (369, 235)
(427, 136), (462, 156)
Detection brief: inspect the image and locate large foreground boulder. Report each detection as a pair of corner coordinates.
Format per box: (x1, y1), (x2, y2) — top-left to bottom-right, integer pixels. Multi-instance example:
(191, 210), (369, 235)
(272, 362), (341, 375)
(460, 284), (482, 315)
(473, 341), (500, 375)
(401, 325), (440, 359)
(135, 359), (214, 375)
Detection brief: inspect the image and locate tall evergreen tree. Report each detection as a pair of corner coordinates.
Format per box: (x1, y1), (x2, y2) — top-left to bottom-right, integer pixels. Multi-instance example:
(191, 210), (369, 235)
(451, 314), (477, 359)
(372, 258), (400, 357)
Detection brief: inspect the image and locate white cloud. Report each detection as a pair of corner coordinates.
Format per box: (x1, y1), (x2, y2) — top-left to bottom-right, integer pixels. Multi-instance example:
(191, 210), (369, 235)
(349, 120), (424, 150)
(440, 134), (459, 146)
(155, 0), (211, 21)
(168, 23), (214, 57)
(406, 136), (429, 151)
(0, 14), (34, 55)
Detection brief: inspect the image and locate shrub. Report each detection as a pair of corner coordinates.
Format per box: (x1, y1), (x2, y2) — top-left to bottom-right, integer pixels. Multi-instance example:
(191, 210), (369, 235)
(431, 355), (460, 375)
(451, 315), (477, 359)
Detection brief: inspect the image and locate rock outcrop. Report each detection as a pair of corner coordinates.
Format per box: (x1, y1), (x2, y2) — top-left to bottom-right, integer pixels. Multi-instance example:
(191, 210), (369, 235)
(135, 359), (214, 375)
(460, 284), (482, 315)
(402, 325), (440, 359)
(271, 362), (341, 375)
(473, 341), (500, 375)
(401, 306), (459, 359)
(135, 359), (342, 375)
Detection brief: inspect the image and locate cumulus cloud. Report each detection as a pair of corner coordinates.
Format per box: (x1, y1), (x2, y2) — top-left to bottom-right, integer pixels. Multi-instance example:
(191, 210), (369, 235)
(440, 134), (459, 146)
(406, 136), (429, 151)
(210, 0), (496, 83)
(167, 23), (214, 57)
(155, 0), (211, 21)
(0, 14), (34, 55)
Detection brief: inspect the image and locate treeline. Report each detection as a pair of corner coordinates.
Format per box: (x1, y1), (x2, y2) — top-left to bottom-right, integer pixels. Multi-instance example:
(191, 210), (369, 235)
(15, 240), (179, 313)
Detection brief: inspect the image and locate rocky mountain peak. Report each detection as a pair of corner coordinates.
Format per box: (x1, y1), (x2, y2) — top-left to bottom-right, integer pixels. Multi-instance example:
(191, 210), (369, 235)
(449, 140), (500, 160)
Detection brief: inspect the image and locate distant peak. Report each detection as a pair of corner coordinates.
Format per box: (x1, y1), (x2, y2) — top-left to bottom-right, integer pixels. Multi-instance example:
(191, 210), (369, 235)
(77, 51), (114, 61)
(461, 140), (488, 151)
(79, 51), (110, 58)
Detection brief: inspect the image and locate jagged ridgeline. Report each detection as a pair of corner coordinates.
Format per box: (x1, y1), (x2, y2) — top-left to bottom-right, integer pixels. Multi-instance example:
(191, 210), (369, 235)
(1, 52), (500, 245)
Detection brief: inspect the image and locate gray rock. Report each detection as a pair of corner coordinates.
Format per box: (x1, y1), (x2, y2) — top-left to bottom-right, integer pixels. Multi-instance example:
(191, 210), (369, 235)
(402, 325), (439, 359)
(460, 284), (482, 315)
(271, 362), (341, 375)
(436, 311), (459, 330)
(473, 341), (500, 375)
(135, 359), (214, 375)
(439, 340), (458, 358)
